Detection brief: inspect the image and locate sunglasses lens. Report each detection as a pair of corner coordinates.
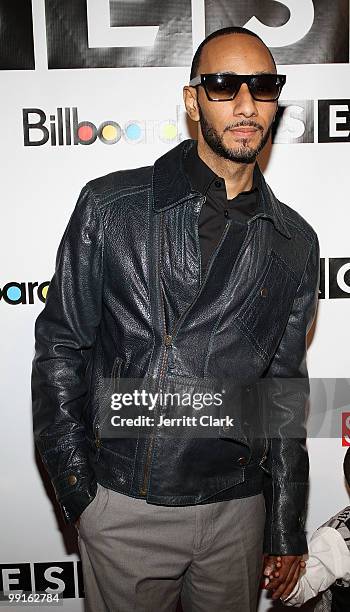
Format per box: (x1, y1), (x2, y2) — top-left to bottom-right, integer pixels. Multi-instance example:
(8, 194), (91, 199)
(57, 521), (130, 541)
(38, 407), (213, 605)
(204, 75), (240, 100)
(203, 74), (283, 101)
(250, 75), (281, 101)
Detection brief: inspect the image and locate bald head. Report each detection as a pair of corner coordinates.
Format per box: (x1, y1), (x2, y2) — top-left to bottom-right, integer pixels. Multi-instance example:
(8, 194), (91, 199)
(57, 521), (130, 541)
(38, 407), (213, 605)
(190, 26), (276, 79)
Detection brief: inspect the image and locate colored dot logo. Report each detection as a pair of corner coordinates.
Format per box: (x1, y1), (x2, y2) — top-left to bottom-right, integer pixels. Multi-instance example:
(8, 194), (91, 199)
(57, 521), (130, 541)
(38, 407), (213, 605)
(23, 107), (182, 147)
(7, 286), (22, 301)
(125, 122), (143, 143)
(0, 281), (50, 305)
(99, 121), (121, 145)
(160, 121), (178, 142)
(76, 120), (122, 145)
(101, 124), (118, 141)
(77, 124), (94, 142)
(123, 119), (179, 144)
(41, 284), (49, 300)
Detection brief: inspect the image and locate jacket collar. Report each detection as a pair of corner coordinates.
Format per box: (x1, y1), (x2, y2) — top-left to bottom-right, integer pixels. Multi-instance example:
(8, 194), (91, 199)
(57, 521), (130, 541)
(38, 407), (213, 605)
(152, 138), (291, 239)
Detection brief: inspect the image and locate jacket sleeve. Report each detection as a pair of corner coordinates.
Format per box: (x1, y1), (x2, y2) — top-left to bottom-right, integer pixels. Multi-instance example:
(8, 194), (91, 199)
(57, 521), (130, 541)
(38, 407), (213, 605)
(262, 231), (320, 555)
(31, 184), (103, 525)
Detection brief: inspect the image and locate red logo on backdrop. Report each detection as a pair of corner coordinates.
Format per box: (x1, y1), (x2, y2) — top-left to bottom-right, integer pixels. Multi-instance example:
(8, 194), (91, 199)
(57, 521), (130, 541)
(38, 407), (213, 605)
(342, 412), (350, 446)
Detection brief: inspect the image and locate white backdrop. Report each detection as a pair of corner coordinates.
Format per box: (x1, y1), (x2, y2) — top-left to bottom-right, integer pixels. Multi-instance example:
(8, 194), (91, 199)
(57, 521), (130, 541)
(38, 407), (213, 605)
(1, 1), (350, 610)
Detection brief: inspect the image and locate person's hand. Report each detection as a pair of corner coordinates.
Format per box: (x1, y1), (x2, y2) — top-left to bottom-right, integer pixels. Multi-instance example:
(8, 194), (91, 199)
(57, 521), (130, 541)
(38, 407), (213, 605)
(262, 555), (305, 601)
(279, 560), (306, 602)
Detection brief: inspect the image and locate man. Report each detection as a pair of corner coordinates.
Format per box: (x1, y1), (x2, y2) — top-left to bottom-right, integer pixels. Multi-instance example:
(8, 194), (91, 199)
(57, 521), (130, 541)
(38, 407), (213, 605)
(31, 26), (320, 612)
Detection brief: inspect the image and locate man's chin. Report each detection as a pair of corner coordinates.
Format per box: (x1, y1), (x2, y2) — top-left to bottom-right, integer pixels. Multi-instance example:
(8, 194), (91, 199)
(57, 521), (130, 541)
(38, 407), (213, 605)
(222, 130), (269, 161)
(219, 147), (259, 163)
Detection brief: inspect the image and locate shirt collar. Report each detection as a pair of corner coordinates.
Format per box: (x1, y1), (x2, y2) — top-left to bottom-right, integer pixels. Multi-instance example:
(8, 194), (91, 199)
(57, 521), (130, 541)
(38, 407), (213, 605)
(183, 142), (260, 199)
(152, 139), (291, 240)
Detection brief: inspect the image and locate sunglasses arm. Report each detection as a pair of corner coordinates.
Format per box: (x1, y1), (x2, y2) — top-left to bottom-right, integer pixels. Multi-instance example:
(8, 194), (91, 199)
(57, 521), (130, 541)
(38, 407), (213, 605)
(188, 76), (202, 86)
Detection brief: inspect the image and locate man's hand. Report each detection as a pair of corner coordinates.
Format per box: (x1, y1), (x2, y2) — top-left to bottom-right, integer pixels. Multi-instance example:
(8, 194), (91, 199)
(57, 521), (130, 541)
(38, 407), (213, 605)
(263, 554), (306, 601)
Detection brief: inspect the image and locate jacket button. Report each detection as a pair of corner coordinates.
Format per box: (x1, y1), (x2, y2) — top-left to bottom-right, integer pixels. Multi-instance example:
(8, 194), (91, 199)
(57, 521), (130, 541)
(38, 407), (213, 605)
(67, 474), (77, 486)
(260, 287), (268, 297)
(237, 457), (248, 466)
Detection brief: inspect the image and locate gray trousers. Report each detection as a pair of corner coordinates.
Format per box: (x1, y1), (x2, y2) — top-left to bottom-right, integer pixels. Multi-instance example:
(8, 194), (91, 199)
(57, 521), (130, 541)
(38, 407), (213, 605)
(77, 483), (266, 612)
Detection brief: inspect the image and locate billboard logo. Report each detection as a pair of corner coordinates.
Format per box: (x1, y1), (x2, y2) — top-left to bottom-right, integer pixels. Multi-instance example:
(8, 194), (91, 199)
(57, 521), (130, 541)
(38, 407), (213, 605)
(1, 0), (349, 71)
(318, 100), (350, 143)
(0, 561), (84, 599)
(319, 258), (350, 299)
(273, 100), (350, 144)
(0, 282), (49, 305)
(329, 259), (350, 299)
(205, 0), (348, 66)
(273, 100), (314, 144)
(22, 107), (181, 147)
(342, 412), (350, 446)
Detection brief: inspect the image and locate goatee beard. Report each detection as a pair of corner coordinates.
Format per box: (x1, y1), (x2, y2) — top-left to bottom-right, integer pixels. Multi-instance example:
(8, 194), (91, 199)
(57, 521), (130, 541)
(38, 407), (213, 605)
(198, 104), (272, 164)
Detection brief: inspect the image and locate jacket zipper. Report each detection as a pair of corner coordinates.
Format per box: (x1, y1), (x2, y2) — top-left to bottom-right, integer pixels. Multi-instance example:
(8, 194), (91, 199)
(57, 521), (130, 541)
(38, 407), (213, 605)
(139, 209), (231, 496)
(139, 211), (169, 495)
(139, 337), (170, 495)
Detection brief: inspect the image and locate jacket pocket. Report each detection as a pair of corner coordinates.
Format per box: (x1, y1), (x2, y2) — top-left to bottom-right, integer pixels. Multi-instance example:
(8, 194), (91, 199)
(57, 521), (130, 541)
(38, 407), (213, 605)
(93, 355), (124, 447)
(234, 251), (299, 363)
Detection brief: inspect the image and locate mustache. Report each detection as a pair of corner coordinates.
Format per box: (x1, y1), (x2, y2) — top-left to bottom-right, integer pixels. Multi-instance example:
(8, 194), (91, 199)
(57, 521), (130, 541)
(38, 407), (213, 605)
(224, 121), (263, 133)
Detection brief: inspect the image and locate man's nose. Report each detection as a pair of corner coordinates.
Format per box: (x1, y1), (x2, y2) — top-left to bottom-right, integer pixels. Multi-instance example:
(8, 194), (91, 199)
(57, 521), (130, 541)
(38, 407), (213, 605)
(231, 82), (258, 117)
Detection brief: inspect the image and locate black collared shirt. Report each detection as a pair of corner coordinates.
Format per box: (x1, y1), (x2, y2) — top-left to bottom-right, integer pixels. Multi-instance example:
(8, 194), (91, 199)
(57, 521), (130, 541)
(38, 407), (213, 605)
(183, 144), (261, 279)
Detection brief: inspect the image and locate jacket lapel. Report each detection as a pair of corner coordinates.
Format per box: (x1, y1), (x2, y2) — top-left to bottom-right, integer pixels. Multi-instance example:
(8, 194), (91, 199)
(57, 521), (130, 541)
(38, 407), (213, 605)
(151, 139), (292, 338)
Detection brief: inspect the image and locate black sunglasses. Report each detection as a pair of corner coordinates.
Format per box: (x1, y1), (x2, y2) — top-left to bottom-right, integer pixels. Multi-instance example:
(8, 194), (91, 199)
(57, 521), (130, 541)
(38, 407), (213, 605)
(189, 72), (286, 102)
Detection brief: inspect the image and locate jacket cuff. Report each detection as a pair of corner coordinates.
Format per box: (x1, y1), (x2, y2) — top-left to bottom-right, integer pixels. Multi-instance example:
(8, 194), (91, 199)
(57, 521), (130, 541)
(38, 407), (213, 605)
(263, 478), (309, 555)
(52, 469), (98, 524)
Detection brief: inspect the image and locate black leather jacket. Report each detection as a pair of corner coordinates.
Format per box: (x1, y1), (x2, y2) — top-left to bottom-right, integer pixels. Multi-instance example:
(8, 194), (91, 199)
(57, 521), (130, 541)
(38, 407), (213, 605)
(31, 139), (319, 555)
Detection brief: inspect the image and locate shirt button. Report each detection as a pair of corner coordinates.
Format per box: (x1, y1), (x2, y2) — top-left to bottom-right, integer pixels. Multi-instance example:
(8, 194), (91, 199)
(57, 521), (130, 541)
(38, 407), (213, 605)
(224, 209), (229, 218)
(67, 474), (77, 486)
(215, 180), (222, 188)
(237, 457), (248, 466)
(260, 287), (268, 298)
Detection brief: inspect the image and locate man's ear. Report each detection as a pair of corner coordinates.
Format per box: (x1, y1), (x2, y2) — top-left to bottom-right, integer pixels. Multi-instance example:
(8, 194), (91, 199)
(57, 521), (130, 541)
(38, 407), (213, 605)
(183, 86), (200, 122)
